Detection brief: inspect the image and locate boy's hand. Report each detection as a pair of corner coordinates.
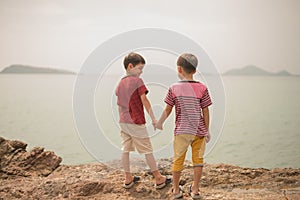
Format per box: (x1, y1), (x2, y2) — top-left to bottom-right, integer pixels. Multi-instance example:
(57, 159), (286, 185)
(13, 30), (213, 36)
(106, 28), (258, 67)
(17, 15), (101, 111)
(155, 121), (163, 130)
(206, 133), (211, 143)
(152, 119), (158, 131)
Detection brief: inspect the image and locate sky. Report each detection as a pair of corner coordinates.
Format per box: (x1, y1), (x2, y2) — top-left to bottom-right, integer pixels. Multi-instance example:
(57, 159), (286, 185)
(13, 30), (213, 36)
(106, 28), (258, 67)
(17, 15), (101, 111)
(0, 0), (299, 74)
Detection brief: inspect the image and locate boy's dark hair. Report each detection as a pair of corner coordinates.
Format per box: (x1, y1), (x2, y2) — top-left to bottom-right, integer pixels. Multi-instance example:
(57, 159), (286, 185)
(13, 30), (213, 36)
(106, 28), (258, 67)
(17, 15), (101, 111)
(123, 52), (146, 69)
(177, 53), (198, 73)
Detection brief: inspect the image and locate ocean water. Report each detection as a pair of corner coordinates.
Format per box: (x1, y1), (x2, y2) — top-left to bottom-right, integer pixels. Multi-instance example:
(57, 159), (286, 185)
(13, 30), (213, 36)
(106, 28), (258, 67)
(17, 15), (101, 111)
(0, 74), (299, 169)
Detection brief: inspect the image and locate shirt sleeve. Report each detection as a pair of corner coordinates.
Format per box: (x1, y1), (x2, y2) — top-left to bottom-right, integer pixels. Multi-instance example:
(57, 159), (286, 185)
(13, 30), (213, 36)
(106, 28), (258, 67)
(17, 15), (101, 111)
(164, 88), (175, 107)
(137, 78), (148, 96)
(115, 84), (119, 96)
(200, 89), (212, 108)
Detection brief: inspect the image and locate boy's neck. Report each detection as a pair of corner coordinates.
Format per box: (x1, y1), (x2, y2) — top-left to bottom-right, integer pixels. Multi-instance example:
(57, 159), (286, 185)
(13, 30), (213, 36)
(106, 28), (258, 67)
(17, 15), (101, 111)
(181, 74), (194, 81)
(126, 71), (136, 76)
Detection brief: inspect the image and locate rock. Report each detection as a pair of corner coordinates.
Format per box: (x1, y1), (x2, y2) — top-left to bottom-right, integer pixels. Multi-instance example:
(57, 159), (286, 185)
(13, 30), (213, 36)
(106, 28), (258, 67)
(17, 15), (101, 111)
(9, 140), (27, 150)
(0, 137), (62, 178)
(0, 137), (300, 199)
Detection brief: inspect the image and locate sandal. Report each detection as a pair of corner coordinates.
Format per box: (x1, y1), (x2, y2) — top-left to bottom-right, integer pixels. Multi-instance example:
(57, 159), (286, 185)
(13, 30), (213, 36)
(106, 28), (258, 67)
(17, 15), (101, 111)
(123, 176), (140, 189)
(172, 186), (184, 199)
(188, 184), (201, 199)
(155, 177), (172, 189)
(172, 190), (183, 199)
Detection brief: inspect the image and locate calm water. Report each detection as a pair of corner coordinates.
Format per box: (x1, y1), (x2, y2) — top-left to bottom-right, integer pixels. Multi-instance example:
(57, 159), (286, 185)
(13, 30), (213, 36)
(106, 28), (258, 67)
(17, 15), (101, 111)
(0, 74), (299, 168)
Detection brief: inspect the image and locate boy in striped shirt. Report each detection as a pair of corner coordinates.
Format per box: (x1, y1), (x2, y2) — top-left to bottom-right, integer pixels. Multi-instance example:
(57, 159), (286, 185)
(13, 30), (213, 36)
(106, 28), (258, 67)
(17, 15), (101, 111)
(156, 53), (212, 199)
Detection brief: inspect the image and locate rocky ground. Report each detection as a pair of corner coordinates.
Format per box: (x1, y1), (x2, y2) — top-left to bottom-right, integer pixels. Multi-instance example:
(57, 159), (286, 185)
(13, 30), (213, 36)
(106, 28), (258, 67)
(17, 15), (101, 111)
(0, 137), (300, 200)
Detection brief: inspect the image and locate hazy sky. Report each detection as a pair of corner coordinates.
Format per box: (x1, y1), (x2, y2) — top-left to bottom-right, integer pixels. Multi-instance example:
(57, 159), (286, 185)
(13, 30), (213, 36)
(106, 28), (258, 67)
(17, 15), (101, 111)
(0, 0), (299, 74)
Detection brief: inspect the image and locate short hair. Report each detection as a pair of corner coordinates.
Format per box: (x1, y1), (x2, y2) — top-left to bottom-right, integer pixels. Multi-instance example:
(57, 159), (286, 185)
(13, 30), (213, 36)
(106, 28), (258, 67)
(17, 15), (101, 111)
(123, 52), (146, 69)
(177, 53), (198, 73)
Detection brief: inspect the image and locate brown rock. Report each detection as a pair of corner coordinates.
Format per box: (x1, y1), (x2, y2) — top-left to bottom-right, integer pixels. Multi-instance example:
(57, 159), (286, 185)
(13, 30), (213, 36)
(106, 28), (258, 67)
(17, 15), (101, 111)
(0, 137), (62, 178)
(0, 137), (300, 199)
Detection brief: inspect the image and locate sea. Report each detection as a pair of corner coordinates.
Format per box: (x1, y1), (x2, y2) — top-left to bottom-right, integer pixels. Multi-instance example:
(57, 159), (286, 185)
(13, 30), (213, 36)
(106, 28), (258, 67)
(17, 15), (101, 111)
(0, 74), (299, 169)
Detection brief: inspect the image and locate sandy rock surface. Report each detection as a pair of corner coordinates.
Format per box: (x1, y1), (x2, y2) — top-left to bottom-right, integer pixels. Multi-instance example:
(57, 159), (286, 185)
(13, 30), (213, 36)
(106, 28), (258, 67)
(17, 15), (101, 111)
(1, 137), (299, 199)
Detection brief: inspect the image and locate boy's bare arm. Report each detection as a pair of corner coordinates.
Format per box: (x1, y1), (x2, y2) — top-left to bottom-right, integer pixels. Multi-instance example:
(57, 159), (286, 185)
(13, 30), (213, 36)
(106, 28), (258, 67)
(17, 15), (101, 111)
(140, 93), (156, 123)
(202, 107), (209, 130)
(202, 107), (210, 142)
(156, 105), (173, 130)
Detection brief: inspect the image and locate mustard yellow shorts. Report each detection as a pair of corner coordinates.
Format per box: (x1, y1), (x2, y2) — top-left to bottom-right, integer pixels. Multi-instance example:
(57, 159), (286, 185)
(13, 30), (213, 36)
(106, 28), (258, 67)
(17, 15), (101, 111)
(172, 134), (206, 172)
(120, 123), (153, 154)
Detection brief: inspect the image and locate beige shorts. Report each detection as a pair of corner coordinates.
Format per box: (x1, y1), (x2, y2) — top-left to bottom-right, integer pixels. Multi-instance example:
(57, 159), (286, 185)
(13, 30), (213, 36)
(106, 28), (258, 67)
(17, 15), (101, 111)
(119, 123), (153, 154)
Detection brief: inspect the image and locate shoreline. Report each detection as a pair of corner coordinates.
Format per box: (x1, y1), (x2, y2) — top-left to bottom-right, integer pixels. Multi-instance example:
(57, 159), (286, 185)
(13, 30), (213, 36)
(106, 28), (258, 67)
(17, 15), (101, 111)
(1, 137), (300, 199)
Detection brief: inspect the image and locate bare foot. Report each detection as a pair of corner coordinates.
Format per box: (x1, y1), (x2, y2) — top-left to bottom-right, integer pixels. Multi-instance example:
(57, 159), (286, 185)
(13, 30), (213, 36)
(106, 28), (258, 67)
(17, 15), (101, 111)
(124, 175), (134, 184)
(155, 175), (166, 185)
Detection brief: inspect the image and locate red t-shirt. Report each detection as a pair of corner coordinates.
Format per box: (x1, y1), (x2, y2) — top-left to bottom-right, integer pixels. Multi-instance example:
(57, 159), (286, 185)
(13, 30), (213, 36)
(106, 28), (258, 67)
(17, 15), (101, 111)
(116, 75), (148, 124)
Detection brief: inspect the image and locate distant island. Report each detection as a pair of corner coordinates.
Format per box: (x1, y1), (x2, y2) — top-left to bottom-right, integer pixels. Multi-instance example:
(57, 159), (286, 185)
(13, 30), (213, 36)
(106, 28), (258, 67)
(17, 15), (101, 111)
(0, 64), (76, 74)
(224, 65), (292, 76)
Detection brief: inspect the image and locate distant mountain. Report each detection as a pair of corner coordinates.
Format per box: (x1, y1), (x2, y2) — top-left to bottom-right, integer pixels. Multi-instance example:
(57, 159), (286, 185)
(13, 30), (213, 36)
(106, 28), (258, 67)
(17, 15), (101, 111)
(0, 65), (76, 74)
(275, 70), (291, 76)
(224, 65), (292, 76)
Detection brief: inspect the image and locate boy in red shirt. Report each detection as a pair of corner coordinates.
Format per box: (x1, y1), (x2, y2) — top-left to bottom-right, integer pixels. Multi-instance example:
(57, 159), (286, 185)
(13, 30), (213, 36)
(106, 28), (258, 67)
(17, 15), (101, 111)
(115, 52), (171, 189)
(156, 53), (212, 199)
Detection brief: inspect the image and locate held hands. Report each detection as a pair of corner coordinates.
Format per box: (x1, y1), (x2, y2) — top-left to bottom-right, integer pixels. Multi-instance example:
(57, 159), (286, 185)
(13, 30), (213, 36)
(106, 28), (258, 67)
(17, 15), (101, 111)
(152, 119), (163, 131)
(155, 121), (163, 130)
(152, 119), (158, 131)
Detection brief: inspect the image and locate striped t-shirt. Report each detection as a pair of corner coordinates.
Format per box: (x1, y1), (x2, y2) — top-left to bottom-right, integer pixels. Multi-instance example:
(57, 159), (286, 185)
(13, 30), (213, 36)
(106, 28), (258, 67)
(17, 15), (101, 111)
(164, 81), (212, 136)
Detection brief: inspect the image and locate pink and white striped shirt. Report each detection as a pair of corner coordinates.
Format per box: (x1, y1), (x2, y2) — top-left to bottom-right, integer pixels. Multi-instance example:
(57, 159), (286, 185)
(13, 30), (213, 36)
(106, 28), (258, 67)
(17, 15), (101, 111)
(164, 81), (212, 136)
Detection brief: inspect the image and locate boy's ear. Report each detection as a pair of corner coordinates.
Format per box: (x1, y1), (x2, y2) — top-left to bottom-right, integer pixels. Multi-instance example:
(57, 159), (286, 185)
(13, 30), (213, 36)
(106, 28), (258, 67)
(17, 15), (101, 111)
(177, 66), (182, 73)
(127, 63), (134, 69)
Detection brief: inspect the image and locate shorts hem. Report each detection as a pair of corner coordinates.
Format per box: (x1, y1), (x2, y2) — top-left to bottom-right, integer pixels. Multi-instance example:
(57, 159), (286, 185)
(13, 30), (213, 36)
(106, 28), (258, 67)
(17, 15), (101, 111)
(137, 151), (153, 155)
(193, 164), (205, 167)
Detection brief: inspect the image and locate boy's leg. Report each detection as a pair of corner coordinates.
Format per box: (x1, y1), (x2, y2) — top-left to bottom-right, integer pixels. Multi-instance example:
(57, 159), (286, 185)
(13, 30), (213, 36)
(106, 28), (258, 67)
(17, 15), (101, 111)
(121, 151), (133, 184)
(172, 171), (181, 194)
(192, 166), (203, 193)
(120, 130), (135, 184)
(191, 136), (206, 194)
(134, 137), (167, 184)
(145, 153), (166, 184)
(128, 124), (168, 185)
(172, 134), (193, 194)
